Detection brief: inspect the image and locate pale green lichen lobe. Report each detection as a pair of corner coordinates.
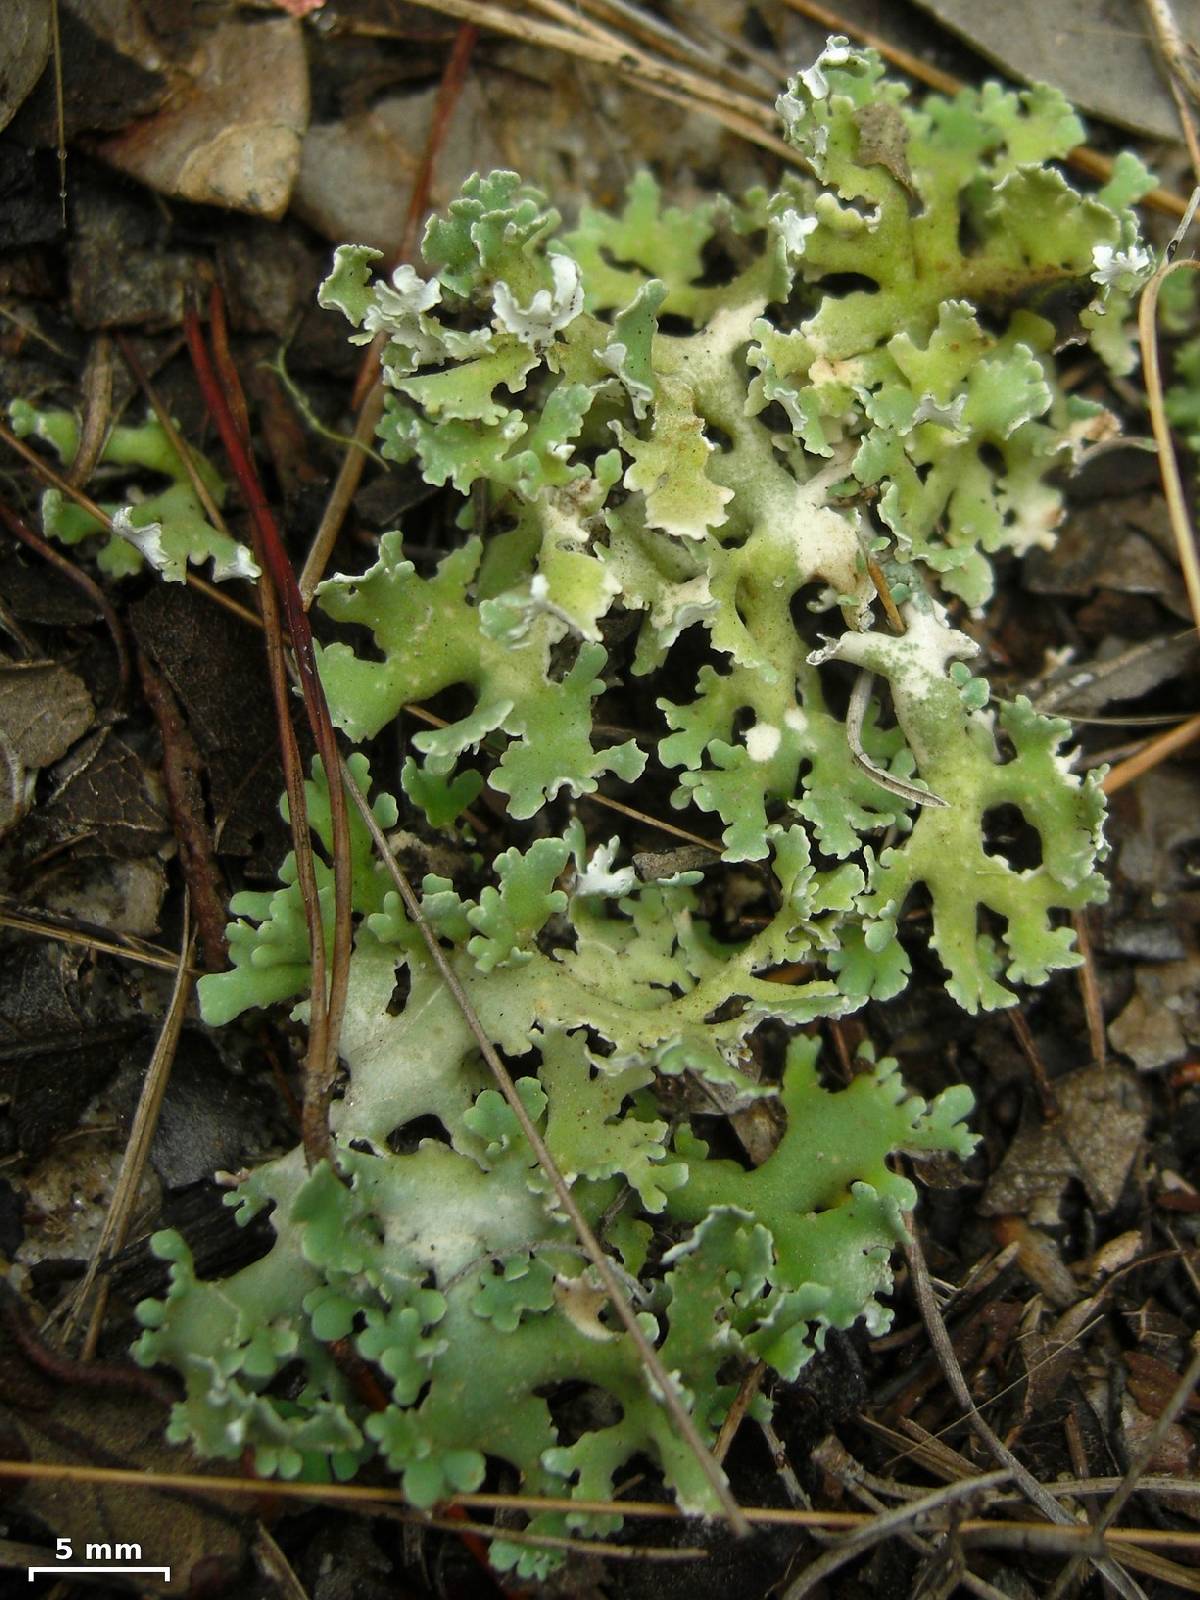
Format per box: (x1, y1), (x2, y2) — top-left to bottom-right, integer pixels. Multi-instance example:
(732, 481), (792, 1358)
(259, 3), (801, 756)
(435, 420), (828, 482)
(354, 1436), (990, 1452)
(135, 39), (1149, 1574)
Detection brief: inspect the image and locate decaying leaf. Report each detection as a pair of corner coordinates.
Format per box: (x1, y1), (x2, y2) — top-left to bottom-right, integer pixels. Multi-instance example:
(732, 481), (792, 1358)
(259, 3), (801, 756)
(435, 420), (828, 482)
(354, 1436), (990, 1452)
(0, 661), (94, 771)
(36, 731), (167, 858)
(982, 1061), (1147, 1223)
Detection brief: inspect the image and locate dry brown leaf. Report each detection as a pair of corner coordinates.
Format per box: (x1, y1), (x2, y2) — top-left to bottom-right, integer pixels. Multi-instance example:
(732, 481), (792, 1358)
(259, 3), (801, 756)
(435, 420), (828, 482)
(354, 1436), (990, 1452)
(37, 730), (167, 858)
(4, 1386), (247, 1592)
(0, 661), (94, 771)
(981, 1061), (1147, 1223)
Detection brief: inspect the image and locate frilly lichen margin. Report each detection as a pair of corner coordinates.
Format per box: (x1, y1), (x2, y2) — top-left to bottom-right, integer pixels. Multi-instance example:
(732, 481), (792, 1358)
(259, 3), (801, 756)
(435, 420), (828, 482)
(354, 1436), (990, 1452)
(132, 37), (1148, 1575)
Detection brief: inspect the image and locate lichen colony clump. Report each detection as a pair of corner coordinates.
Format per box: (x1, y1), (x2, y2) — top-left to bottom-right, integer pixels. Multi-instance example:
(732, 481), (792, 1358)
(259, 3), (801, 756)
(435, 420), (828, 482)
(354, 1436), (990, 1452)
(131, 40), (1151, 1574)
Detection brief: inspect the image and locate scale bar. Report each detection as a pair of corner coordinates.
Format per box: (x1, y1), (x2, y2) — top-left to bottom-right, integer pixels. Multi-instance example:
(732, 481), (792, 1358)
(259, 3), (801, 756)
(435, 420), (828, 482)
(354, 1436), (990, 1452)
(29, 1568), (171, 1579)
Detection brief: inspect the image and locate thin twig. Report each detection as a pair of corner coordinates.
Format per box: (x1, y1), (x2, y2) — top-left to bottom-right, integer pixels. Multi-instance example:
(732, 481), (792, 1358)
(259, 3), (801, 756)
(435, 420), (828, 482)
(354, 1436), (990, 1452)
(401, 698), (724, 849)
(184, 304), (339, 1169)
(0, 1282), (175, 1407)
(864, 1413), (1008, 1486)
(1143, 0), (1200, 175)
(759, 1417), (813, 1512)
(1087, 222), (1200, 806)
(181, 571), (262, 627)
(0, 415), (253, 632)
(0, 901), (198, 974)
(580, 0), (773, 99)
(904, 1224), (1148, 1600)
(66, 910), (196, 1356)
(0, 417), (115, 530)
(586, 790), (720, 850)
(338, 756), (750, 1536)
(469, 0), (773, 128)
(299, 385), (385, 608)
(809, 1439), (1013, 1600)
(713, 1362), (765, 1463)
(1, 1455), (1200, 1564)
(206, 287), (355, 1163)
(1044, 1335), (1200, 1600)
(781, 1471), (1012, 1599)
(136, 648), (229, 969)
(1102, 712), (1200, 793)
(668, 0), (787, 89)
(1072, 909), (1107, 1066)
(1007, 1009), (1058, 1119)
(49, 0), (66, 228)
(409, 0), (797, 162)
(393, 1509), (706, 1562)
(1137, 251), (1200, 630)
(252, 1527), (314, 1600)
(300, 23), (477, 605)
(115, 333), (230, 535)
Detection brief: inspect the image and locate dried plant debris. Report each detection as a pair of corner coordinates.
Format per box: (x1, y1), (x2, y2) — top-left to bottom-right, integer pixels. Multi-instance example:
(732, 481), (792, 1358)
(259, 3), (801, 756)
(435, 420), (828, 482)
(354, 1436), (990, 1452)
(124, 41), (1167, 1575)
(982, 1060), (1147, 1222)
(2, 1379), (247, 1595)
(909, 0), (1200, 140)
(31, 730), (167, 860)
(0, 943), (134, 1160)
(0, 660), (93, 767)
(0, 660), (94, 834)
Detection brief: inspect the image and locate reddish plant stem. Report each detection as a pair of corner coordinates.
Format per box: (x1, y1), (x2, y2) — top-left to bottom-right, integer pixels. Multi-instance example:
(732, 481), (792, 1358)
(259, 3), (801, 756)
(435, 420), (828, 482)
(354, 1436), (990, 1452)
(184, 299), (350, 1168)
(0, 1280), (175, 1408)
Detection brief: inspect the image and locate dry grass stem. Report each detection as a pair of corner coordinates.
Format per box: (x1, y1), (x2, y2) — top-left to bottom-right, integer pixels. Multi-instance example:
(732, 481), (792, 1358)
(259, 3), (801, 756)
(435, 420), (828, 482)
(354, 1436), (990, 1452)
(0, 902), (198, 975)
(904, 1224), (1148, 1600)
(1044, 1335), (1200, 1599)
(411, 0), (797, 162)
(1143, 0), (1200, 174)
(1103, 710), (1200, 792)
(780, 1472), (1010, 1599)
(65, 912), (196, 1355)
(1137, 250), (1200, 630)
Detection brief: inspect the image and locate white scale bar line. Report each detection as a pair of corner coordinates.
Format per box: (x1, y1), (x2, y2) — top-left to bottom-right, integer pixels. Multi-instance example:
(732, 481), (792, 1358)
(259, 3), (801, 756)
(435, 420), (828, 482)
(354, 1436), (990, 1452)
(29, 1567), (171, 1579)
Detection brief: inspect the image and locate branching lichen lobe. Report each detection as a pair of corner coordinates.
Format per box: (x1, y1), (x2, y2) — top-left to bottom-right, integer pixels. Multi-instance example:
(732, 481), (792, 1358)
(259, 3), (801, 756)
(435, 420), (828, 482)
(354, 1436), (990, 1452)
(132, 39), (1151, 1575)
